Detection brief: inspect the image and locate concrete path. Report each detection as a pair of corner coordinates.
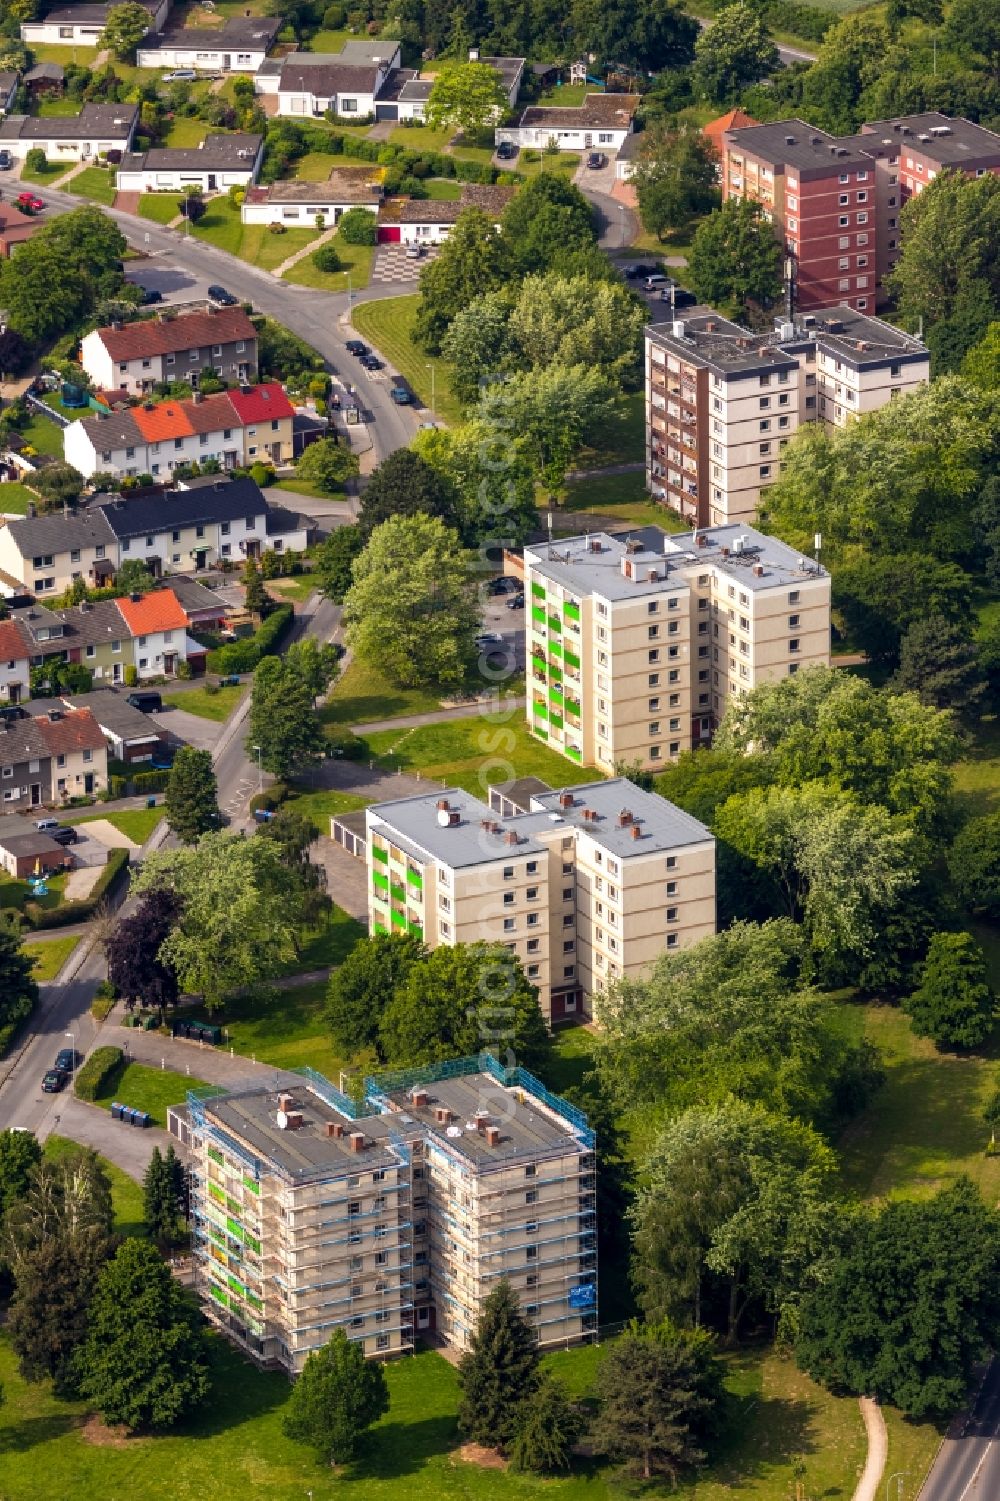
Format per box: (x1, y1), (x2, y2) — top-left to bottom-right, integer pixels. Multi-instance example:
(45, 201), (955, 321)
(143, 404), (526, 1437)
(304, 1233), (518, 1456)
(272, 221), (338, 278)
(49, 159), (90, 191)
(352, 695), (526, 736)
(113, 189), (140, 214)
(39, 1093), (170, 1179)
(852, 1397), (888, 1501)
(114, 1025), (300, 1091)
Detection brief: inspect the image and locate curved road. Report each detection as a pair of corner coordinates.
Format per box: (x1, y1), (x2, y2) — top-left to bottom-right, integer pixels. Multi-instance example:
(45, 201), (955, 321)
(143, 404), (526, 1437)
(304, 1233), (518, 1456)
(0, 172), (420, 460)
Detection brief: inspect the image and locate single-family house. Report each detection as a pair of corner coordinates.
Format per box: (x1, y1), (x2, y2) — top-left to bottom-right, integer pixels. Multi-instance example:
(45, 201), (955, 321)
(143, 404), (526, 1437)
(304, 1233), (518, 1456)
(0, 822), (69, 879)
(0, 101), (138, 163)
(467, 50), (525, 109)
(164, 573), (230, 631)
(60, 688), (166, 763)
(0, 204), (44, 258)
(389, 75), (431, 122)
(0, 714), (50, 812)
(21, 0), (170, 47)
(0, 72), (20, 114)
(375, 183), (516, 243)
(136, 15), (280, 72)
(14, 599), (137, 686)
(115, 587), (201, 679)
(272, 57), (382, 119)
(495, 92), (638, 154)
(115, 132), (263, 194)
(613, 129), (641, 182)
(225, 382), (295, 466)
(0, 510), (118, 597)
(97, 476), (269, 573)
(264, 504), (314, 556)
(79, 306), (258, 394)
(0, 618), (30, 705)
(241, 164), (382, 226)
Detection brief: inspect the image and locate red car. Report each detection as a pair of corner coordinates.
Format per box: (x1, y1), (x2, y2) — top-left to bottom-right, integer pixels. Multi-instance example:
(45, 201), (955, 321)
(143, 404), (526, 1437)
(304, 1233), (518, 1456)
(15, 192), (44, 214)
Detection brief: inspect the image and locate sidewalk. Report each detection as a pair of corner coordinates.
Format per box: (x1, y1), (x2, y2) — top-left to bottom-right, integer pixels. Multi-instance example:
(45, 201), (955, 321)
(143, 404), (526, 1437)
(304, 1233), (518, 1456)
(851, 1397), (887, 1501)
(352, 695), (526, 736)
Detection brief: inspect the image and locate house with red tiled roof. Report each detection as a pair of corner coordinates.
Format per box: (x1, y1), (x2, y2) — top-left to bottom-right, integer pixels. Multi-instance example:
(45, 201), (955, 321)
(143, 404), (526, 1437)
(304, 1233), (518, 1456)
(34, 706), (108, 799)
(79, 306), (257, 394)
(0, 617), (30, 705)
(224, 382), (295, 466)
(115, 587), (205, 678)
(703, 108), (759, 159)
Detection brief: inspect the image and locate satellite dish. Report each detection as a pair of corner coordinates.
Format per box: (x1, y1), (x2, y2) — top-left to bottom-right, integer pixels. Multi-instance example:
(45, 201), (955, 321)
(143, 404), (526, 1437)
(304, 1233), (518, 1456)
(437, 808), (451, 827)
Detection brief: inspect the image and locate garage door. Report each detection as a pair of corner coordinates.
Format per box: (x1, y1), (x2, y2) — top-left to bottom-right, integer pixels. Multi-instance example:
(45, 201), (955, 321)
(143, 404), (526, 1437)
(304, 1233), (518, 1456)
(378, 225), (401, 242)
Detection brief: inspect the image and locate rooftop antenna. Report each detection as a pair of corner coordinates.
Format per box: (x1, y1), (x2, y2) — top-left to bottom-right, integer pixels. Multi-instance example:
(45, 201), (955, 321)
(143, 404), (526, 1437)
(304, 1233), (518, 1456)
(814, 531), (822, 565)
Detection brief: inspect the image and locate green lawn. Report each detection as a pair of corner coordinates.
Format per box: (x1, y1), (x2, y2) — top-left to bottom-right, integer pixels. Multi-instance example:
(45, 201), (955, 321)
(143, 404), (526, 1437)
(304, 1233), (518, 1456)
(22, 935), (79, 983)
(573, 391), (645, 469)
(162, 115), (213, 148)
(0, 481), (36, 516)
(91, 1061), (211, 1128)
(262, 569), (321, 602)
(190, 195), (244, 254)
(351, 294), (461, 424)
(282, 233), (374, 293)
(189, 978), (348, 1077)
(322, 657), (445, 727)
(293, 148), (378, 180)
(162, 683), (245, 721)
(44, 1135), (146, 1238)
(18, 410), (65, 457)
(422, 178), (462, 199)
(70, 807), (163, 843)
(23, 42), (83, 64)
(388, 123), (454, 153)
(537, 82), (595, 106)
(247, 222), (320, 270)
(516, 151), (581, 180)
(282, 785), (371, 835)
(36, 96), (82, 118)
(138, 193), (184, 225)
(284, 903), (366, 974)
(67, 165), (116, 205)
(18, 157), (67, 186)
(364, 715), (597, 791)
(0, 871), (67, 914)
(562, 470), (686, 531)
(954, 718), (1000, 818)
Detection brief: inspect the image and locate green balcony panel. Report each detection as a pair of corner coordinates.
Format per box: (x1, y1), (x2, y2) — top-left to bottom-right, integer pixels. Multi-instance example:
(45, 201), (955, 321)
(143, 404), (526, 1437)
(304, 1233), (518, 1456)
(371, 845), (388, 863)
(406, 869), (423, 889)
(208, 1146), (224, 1167)
(243, 1176), (259, 1195)
(373, 919), (387, 933)
(567, 746), (582, 761)
(533, 702), (548, 720)
(564, 650), (581, 670)
(550, 712), (563, 728)
(534, 726), (548, 738)
(245, 1234), (261, 1254)
(391, 910), (407, 928)
(531, 582), (545, 598)
(531, 605), (546, 624)
(209, 1284), (228, 1308)
(565, 602), (581, 622)
(390, 882), (405, 902)
(549, 641), (562, 658)
(408, 922), (423, 940)
(372, 870), (389, 893)
(547, 614), (561, 632)
(208, 1181), (225, 1204)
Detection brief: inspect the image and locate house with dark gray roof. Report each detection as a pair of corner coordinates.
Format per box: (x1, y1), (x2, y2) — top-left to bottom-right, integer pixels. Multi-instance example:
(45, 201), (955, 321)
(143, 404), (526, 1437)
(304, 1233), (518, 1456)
(21, 0), (170, 47)
(0, 101), (138, 161)
(136, 15), (279, 72)
(0, 511), (118, 597)
(116, 132), (263, 193)
(0, 71), (19, 114)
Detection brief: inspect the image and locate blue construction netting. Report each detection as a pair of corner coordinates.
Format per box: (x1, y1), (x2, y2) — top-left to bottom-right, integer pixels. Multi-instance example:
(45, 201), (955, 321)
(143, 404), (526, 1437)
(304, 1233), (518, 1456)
(294, 1065), (367, 1120)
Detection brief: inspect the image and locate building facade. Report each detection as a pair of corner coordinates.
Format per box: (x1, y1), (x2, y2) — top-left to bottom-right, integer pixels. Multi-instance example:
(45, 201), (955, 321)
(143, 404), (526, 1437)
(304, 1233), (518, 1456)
(115, 133), (264, 194)
(0, 101), (138, 162)
(136, 16), (280, 71)
(170, 1056), (597, 1374)
(79, 305), (258, 394)
(524, 524), (830, 770)
(645, 306), (929, 528)
(496, 93), (637, 154)
(363, 776), (715, 1022)
(21, 0), (169, 46)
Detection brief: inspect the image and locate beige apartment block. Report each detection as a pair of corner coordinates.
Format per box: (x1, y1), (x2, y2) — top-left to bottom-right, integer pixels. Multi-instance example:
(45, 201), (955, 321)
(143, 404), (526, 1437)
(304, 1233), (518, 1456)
(524, 523), (830, 772)
(363, 776), (715, 1023)
(169, 1057), (598, 1372)
(645, 305), (928, 529)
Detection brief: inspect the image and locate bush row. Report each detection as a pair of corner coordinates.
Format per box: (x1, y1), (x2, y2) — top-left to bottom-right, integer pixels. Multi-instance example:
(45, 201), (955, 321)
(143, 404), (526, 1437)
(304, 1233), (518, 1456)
(25, 847), (130, 930)
(107, 769), (170, 799)
(206, 602), (294, 674)
(74, 1045), (124, 1103)
(262, 120), (504, 187)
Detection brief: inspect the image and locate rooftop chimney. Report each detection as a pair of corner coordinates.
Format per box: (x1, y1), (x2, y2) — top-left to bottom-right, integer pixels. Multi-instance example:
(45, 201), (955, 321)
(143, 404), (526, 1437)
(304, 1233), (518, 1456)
(752, 563), (764, 577)
(278, 1093), (295, 1112)
(349, 1131), (365, 1153)
(485, 1125), (500, 1147)
(282, 1110), (303, 1130)
(617, 808), (633, 827)
(47, 709), (61, 723)
(411, 1087), (428, 1108)
(558, 791), (573, 809)
(434, 1106), (452, 1125)
(631, 823), (642, 840)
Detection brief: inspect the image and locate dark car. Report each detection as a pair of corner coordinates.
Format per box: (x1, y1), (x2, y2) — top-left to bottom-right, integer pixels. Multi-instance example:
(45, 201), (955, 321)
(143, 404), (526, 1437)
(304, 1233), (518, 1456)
(496, 140), (517, 159)
(360, 352), (383, 370)
(506, 591), (525, 610)
(139, 287), (163, 305)
(54, 1048), (79, 1072)
(631, 262), (659, 279)
(0, 149), (13, 171)
(51, 825), (78, 847)
(126, 690), (163, 713)
(586, 151), (606, 169)
(207, 284), (238, 306)
(218, 674), (241, 687)
(41, 1069), (67, 1094)
(487, 575), (520, 596)
(346, 340), (368, 357)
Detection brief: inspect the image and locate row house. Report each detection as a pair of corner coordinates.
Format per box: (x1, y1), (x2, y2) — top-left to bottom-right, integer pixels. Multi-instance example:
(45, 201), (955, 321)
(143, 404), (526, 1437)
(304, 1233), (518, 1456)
(115, 132), (264, 195)
(79, 305), (258, 396)
(495, 93), (638, 155)
(136, 16), (280, 72)
(0, 705), (107, 810)
(12, 590), (203, 682)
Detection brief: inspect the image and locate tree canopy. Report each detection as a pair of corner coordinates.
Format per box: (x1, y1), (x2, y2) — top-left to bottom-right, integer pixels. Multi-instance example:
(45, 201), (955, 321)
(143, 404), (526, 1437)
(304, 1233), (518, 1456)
(325, 929), (426, 1059)
(357, 448), (461, 539)
(633, 124), (721, 242)
(165, 747), (220, 845)
(283, 1327), (389, 1462)
(425, 60), (508, 137)
(687, 198), (784, 313)
(904, 931), (995, 1049)
(457, 1279), (540, 1450)
(693, 4), (780, 103)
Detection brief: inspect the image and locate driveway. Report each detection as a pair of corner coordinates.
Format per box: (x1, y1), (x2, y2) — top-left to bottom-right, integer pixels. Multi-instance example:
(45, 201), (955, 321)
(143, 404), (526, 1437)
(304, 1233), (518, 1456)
(574, 156), (640, 250)
(151, 704), (224, 754)
(370, 244), (431, 283)
(64, 823), (127, 866)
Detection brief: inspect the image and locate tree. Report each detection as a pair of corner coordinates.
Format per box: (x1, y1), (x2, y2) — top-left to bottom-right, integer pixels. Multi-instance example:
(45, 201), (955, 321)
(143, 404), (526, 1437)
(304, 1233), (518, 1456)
(425, 61), (508, 138)
(509, 1373), (582, 1473)
(242, 556), (267, 614)
(476, 363), (618, 495)
(891, 615), (986, 718)
(575, 0), (698, 72)
(248, 655), (327, 780)
(77, 1238), (209, 1432)
(796, 1179), (1000, 1418)
(114, 559), (155, 596)
(5, 1147), (113, 1275)
(314, 523), (363, 603)
(177, 190), (207, 223)
(945, 0), (1000, 76)
(258, 806), (330, 927)
(687, 197), (784, 312)
(633, 124), (720, 241)
(325, 930), (426, 1058)
(798, 11), (892, 135)
(413, 420), (539, 546)
(414, 208), (508, 353)
(905, 932), (994, 1050)
(949, 813), (1000, 918)
(143, 1145), (187, 1247)
(294, 436), (359, 494)
(0, 927), (37, 1040)
(344, 514), (479, 689)
(506, 273), (647, 390)
(27, 461), (84, 511)
(500, 174), (596, 279)
(0, 328), (31, 380)
(457, 1280), (540, 1450)
(283, 1327), (389, 1463)
(438, 289), (514, 404)
(100, 0), (152, 57)
(284, 636), (340, 704)
(133, 834), (302, 1009)
(338, 206), (378, 245)
(105, 886), (182, 1014)
(984, 1077), (1000, 1153)
(0, 241), (86, 341)
(357, 448), (460, 539)
(833, 553), (974, 664)
(0, 1129), (40, 1227)
(592, 1323), (724, 1482)
(693, 3), (780, 103)
(379, 942), (552, 1073)
(165, 746), (220, 845)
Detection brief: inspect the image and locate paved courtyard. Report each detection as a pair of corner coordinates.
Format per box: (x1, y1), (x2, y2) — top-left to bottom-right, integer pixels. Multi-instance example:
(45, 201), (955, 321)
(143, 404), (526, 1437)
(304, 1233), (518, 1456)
(370, 244), (435, 283)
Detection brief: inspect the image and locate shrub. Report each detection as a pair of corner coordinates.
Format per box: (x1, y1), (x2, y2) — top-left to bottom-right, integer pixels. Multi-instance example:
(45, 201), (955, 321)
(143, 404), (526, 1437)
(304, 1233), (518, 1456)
(91, 980), (117, 1022)
(124, 664), (138, 687)
(206, 602), (293, 674)
(74, 1045), (123, 1103)
(249, 781), (288, 814)
(176, 659), (193, 680)
(338, 206), (378, 245)
(312, 241), (342, 272)
(323, 2), (345, 24)
(325, 725), (368, 760)
(24, 146), (47, 171)
(268, 220), (287, 234)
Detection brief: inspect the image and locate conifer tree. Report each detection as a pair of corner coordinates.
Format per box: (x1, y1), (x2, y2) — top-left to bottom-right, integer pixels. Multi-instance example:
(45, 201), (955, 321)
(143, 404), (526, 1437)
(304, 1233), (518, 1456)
(457, 1279), (540, 1450)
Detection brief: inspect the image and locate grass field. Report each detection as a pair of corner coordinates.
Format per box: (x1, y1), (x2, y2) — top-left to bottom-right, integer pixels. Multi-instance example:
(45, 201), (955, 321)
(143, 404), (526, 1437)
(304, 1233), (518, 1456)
(0, 871), (67, 914)
(189, 978), (347, 1076)
(162, 115), (214, 148)
(388, 123), (454, 153)
(70, 807), (163, 843)
(281, 785), (371, 834)
(282, 233), (374, 293)
(516, 151), (581, 180)
(351, 294), (461, 424)
(22, 935), (79, 983)
(36, 96), (82, 118)
(262, 569), (321, 602)
(323, 657), (445, 728)
(66, 165), (116, 205)
(0, 481), (37, 516)
(284, 903), (365, 974)
(163, 683), (245, 721)
(422, 178), (463, 199)
(44, 1135), (146, 1237)
(562, 470), (686, 531)
(954, 718), (1000, 818)
(92, 1061), (210, 1128)
(190, 195), (244, 254)
(17, 409), (65, 457)
(18, 157), (67, 186)
(138, 193), (184, 225)
(364, 715), (597, 792)
(573, 392), (645, 469)
(293, 149), (379, 180)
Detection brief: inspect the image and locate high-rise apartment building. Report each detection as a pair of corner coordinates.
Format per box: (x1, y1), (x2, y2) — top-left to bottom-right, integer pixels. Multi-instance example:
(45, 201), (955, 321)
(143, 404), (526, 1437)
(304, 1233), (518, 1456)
(169, 1055), (598, 1372)
(363, 776), (716, 1022)
(722, 112), (1000, 311)
(645, 306), (928, 527)
(524, 523), (830, 771)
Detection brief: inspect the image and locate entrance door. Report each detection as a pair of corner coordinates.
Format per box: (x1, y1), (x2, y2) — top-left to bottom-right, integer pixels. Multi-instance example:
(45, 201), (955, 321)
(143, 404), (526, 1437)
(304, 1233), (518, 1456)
(29, 784), (40, 807)
(8, 684), (19, 705)
(223, 54), (231, 69)
(84, 772), (94, 794)
(163, 654), (176, 677)
(112, 663), (122, 684)
(207, 173), (217, 191)
(584, 133), (592, 148)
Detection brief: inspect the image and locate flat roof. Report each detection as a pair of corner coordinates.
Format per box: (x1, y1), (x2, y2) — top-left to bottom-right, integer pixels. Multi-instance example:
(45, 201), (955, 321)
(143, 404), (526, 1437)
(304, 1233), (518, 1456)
(60, 688), (162, 740)
(489, 775), (552, 812)
(525, 777), (712, 856)
(206, 1085), (400, 1180)
(368, 786), (547, 869)
(662, 523), (828, 590)
(724, 118), (873, 173)
(525, 529), (690, 602)
(855, 112), (1000, 167)
(647, 310), (800, 378)
(517, 92), (638, 130)
(385, 1073), (579, 1166)
(647, 303), (927, 375)
(248, 165), (380, 205)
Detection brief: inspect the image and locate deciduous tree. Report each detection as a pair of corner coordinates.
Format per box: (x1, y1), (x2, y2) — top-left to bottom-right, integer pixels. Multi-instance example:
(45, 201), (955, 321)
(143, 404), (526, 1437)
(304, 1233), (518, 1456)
(105, 886), (182, 1015)
(414, 209), (508, 353)
(283, 1327), (389, 1463)
(100, 0), (153, 58)
(248, 655), (327, 780)
(948, 813), (1000, 918)
(165, 747), (220, 845)
(0, 928), (37, 1040)
(500, 175), (596, 279)
(692, 3), (779, 103)
(457, 1279), (540, 1450)
(575, 0), (698, 72)
(476, 362), (618, 495)
(357, 448), (460, 539)
(314, 522), (363, 603)
(905, 931), (995, 1049)
(833, 553), (974, 664)
(0, 1129), (40, 1227)
(325, 930), (426, 1058)
(426, 60), (508, 138)
(633, 124), (720, 241)
(687, 197), (783, 312)
(294, 436), (359, 493)
(413, 419), (539, 545)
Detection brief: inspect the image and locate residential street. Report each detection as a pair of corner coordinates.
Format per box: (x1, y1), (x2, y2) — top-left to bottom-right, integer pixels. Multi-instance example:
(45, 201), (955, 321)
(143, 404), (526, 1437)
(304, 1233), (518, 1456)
(916, 1361), (1000, 1501)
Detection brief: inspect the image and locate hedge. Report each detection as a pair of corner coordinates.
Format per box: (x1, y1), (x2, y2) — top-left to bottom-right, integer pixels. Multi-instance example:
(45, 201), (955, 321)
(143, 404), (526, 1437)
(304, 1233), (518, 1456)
(249, 782), (288, 814)
(74, 1045), (123, 1103)
(91, 980), (117, 1022)
(206, 601), (294, 674)
(25, 847), (130, 930)
(108, 768), (170, 799)
(262, 121), (503, 187)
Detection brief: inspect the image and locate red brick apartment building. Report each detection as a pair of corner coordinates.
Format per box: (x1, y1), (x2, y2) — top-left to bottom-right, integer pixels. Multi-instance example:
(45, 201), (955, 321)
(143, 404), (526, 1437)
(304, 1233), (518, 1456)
(722, 112), (1000, 311)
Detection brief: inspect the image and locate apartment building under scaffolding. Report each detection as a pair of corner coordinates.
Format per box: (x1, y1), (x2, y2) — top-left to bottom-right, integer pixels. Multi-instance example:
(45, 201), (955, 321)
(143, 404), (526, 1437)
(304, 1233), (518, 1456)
(168, 1054), (598, 1375)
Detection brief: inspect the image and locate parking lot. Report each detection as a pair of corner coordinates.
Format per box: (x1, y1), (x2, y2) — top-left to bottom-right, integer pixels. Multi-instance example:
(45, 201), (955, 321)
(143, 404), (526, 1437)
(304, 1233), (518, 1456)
(124, 256), (217, 308)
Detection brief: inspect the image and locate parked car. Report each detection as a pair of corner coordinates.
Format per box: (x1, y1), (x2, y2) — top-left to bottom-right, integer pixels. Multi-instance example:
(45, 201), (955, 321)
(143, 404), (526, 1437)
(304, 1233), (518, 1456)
(475, 631), (504, 648)
(586, 151), (606, 169)
(34, 817), (59, 833)
(51, 826), (78, 847)
(54, 1047), (79, 1072)
(15, 192), (43, 215)
(207, 284), (238, 306)
(139, 287), (163, 305)
(359, 352), (383, 370)
(645, 273), (669, 290)
(496, 140), (517, 159)
(0, 150), (13, 171)
(390, 384), (413, 404)
(218, 674), (240, 687)
(162, 69), (197, 81)
(506, 592), (525, 610)
(405, 243), (423, 259)
(41, 1069), (67, 1094)
(126, 690), (163, 713)
(487, 575), (519, 595)
(346, 339), (368, 356)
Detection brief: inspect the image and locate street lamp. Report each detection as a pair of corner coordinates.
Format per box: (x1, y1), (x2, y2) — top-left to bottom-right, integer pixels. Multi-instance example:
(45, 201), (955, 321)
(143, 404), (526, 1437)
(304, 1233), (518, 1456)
(64, 1029), (77, 1078)
(885, 1472), (907, 1501)
(252, 743), (262, 794)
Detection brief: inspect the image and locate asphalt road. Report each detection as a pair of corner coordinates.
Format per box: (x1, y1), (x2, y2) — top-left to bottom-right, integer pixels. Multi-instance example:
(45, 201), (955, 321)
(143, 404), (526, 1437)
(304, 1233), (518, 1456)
(0, 173), (421, 460)
(917, 1362), (1000, 1501)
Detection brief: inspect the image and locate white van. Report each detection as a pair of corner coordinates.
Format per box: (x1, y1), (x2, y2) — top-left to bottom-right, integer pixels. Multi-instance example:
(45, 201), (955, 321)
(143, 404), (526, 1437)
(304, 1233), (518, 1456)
(35, 817), (59, 833)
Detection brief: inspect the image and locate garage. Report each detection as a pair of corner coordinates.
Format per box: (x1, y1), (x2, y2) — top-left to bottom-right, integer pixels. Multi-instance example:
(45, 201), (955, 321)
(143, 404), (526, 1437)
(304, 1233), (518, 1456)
(377, 225), (401, 243)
